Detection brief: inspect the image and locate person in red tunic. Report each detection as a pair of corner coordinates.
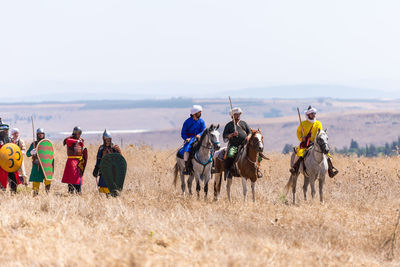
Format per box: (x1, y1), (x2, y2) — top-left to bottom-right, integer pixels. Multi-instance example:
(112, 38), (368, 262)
(61, 126), (86, 194)
(0, 118), (21, 193)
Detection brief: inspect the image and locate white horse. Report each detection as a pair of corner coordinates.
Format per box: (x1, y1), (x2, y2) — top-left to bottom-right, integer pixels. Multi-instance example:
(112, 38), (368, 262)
(174, 124), (221, 199)
(284, 129), (330, 204)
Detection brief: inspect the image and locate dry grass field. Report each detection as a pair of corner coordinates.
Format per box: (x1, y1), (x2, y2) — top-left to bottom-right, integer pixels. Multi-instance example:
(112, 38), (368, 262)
(0, 144), (400, 266)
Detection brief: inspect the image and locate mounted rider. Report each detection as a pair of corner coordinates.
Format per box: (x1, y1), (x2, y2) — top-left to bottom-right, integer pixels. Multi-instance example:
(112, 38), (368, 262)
(93, 129), (122, 195)
(290, 106), (338, 178)
(180, 105), (206, 175)
(223, 107), (264, 178)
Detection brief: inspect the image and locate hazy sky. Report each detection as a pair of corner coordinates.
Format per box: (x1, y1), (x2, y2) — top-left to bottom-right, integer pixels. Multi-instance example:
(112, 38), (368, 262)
(1, 0), (399, 98)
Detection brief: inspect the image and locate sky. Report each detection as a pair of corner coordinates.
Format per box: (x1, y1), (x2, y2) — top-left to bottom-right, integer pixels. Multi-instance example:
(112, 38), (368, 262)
(0, 0), (399, 100)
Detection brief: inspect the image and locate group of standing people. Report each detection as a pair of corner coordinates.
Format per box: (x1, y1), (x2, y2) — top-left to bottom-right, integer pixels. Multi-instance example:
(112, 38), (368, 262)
(0, 119), (122, 196)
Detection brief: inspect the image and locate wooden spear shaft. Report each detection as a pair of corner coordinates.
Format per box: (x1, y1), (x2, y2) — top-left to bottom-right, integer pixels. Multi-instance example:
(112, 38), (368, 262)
(229, 96), (236, 132)
(297, 107), (305, 138)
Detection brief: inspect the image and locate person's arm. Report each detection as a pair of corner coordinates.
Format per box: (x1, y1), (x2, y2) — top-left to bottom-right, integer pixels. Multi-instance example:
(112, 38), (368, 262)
(181, 119), (190, 140)
(297, 123), (303, 142)
(93, 147), (102, 177)
(20, 139), (27, 153)
(26, 143), (34, 157)
(223, 122), (234, 143)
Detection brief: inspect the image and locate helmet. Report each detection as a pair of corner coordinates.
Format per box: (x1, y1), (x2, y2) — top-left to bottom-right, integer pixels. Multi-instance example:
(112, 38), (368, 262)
(11, 128), (19, 135)
(103, 129), (112, 139)
(36, 128), (45, 134)
(73, 126), (82, 135)
(0, 118), (9, 132)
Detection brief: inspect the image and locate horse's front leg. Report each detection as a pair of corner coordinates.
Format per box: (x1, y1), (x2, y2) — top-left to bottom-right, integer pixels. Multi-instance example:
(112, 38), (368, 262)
(241, 177), (247, 203)
(204, 173), (211, 201)
(213, 172), (222, 201)
(226, 173), (232, 203)
(310, 176), (316, 199)
(292, 174), (299, 205)
(180, 171), (186, 196)
(303, 176), (310, 201)
(251, 181), (256, 203)
(187, 175), (194, 195)
(319, 174), (325, 203)
(195, 175), (201, 200)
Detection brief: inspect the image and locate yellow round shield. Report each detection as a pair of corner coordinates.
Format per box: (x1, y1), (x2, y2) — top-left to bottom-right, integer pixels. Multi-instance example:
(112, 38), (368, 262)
(0, 143), (23, 173)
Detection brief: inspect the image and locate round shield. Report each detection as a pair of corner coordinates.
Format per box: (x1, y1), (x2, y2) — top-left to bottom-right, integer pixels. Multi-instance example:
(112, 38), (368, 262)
(0, 143), (23, 173)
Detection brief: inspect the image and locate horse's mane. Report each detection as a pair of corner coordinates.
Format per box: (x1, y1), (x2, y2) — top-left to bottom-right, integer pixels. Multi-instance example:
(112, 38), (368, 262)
(194, 127), (209, 151)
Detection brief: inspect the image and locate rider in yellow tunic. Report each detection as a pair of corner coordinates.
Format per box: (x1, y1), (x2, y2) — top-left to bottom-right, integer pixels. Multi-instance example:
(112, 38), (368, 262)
(290, 106), (338, 178)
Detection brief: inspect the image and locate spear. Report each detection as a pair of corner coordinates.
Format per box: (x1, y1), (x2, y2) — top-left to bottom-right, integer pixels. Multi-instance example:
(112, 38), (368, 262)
(229, 96), (236, 132)
(297, 107), (305, 138)
(31, 116), (36, 148)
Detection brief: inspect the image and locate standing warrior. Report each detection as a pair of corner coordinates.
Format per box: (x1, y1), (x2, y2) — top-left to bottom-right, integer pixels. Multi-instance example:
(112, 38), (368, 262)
(27, 128), (51, 195)
(179, 105), (206, 175)
(223, 107), (264, 178)
(93, 129), (121, 195)
(290, 106), (338, 177)
(62, 126), (86, 194)
(0, 119), (21, 193)
(11, 128), (28, 185)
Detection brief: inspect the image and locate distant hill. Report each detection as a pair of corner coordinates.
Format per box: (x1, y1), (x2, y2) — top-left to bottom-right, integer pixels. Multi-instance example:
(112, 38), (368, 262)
(226, 84), (400, 99)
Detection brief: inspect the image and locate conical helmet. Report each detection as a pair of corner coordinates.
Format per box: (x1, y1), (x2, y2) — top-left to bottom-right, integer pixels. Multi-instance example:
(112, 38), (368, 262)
(103, 129), (112, 140)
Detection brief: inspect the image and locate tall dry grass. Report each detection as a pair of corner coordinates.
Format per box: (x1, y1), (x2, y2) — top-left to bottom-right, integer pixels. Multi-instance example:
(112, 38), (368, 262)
(0, 144), (399, 266)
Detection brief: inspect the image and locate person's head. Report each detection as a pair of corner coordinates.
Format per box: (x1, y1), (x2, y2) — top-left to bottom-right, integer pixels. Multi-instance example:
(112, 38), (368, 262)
(0, 123), (9, 138)
(11, 128), (20, 139)
(230, 107), (242, 122)
(305, 106), (317, 121)
(72, 126), (82, 139)
(103, 129), (112, 146)
(36, 128), (45, 141)
(190, 105), (203, 120)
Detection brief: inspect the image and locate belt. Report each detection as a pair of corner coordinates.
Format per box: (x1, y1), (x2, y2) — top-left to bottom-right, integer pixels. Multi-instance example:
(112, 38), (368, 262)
(68, 156), (82, 159)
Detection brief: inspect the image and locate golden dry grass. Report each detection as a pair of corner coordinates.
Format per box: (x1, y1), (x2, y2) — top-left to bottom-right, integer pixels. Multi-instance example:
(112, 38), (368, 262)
(0, 145), (400, 266)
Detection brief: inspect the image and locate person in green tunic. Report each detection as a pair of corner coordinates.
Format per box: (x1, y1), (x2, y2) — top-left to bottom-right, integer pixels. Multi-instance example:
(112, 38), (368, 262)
(27, 128), (51, 196)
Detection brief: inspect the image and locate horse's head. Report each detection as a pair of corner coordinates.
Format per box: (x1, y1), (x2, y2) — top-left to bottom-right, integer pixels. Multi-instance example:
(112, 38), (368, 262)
(209, 124), (221, 150)
(316, 128), (330, 154)
(248, 128), (264, 153)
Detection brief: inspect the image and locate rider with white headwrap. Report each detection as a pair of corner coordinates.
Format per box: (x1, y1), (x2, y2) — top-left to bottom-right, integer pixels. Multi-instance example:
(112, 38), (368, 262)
(179, 105), (206, 175)
(290, 106), (338, 177)
(223, 107), (264, 178)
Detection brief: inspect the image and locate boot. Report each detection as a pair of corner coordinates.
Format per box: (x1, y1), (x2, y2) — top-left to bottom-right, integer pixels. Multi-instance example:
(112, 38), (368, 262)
(45, 184), (51, 194)
(290, 157), (303, 175)
(327, 158), (339, 178)
(183, 161), (191, 175)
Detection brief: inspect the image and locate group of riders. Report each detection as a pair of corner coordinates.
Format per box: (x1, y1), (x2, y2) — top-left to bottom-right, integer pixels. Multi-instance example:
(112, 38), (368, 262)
(0, 119), (121, 196)
(0, 104), (338, 195)
(179, 105), (338, 179)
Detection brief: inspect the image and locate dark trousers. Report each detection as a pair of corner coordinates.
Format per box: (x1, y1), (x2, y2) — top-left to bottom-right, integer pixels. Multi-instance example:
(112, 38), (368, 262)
(68, 184), (81, 194)
(8, 173), (18, 193)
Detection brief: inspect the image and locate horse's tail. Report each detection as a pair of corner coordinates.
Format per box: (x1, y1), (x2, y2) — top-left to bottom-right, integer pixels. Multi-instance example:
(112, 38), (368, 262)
(173, 163), (179, 187)
(283, 175), (294, 196)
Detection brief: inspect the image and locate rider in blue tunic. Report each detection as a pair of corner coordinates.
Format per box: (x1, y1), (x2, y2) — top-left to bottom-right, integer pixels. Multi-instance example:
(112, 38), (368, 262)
(179, 105), (206, 174)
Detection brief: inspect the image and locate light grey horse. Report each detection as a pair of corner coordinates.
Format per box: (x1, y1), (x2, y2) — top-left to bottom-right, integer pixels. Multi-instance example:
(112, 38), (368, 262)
(284, 129), (330, 204)
(173, 124), (220, 199)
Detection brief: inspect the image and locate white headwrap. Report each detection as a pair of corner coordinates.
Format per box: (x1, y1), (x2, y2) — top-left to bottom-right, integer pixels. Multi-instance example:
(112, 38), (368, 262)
(191, 105), (203, 115)
(305, 106), (317, 115)
(230, 107), (243, 116)
(11, 128), (19, 135)
(305, 106), (317, 123)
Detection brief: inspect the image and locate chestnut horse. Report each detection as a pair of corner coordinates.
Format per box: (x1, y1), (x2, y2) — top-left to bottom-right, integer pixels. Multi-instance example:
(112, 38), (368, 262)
(213, 129), (267, 202)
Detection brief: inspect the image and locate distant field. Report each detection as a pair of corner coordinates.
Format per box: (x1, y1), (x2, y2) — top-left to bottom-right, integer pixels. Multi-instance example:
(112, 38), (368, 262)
(0, 145), (399, 266)
(2, 98), (400, 151)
